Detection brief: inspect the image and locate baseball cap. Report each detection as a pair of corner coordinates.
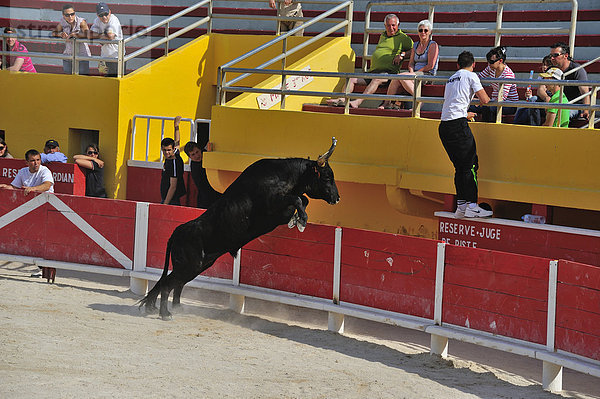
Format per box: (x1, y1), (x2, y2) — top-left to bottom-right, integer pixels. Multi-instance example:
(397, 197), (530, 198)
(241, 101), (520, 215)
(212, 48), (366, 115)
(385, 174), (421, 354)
(45, 139), (59, 148)
(96, 2), (110, 15)
(540, 67), (563, 80)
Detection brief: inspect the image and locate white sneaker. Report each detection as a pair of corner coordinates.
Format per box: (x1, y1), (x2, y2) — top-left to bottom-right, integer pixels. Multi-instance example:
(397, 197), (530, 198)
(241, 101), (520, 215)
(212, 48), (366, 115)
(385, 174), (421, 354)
(465, 204), (493, 218)
(454, 205), (467, 218)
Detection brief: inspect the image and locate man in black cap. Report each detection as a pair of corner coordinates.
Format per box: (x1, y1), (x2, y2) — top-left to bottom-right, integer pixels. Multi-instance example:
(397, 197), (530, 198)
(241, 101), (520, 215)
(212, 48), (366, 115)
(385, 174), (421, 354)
(88, 2), (123, 77)
(41, 139), (67, 163)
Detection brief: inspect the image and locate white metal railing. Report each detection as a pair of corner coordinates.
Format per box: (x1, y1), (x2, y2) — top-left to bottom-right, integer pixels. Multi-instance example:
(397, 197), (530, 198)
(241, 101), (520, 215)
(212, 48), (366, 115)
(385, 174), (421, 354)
(362, 0), (579, 72)
(216, 0), (354, 107)
(131, 115), (196, 162)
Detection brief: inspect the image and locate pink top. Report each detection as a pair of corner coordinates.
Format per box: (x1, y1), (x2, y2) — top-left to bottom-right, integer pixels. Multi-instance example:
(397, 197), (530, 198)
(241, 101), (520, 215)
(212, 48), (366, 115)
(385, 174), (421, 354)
(8, 40), (37, 73)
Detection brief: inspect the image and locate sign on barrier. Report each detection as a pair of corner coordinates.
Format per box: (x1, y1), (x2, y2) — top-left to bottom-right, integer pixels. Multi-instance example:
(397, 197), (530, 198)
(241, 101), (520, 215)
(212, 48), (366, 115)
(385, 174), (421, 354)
(0, 158), (85, 195)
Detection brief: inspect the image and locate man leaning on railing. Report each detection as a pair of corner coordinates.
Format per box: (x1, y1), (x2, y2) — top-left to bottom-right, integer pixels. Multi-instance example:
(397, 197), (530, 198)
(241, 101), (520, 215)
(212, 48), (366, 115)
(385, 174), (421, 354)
(87, 2), (123, 77)
(52, 3), (92, 75)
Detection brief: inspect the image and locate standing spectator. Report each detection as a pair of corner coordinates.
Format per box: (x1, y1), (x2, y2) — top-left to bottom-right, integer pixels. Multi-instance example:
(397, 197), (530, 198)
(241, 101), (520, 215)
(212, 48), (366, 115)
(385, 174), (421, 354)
(1, 27), (37, 72)
(540, 67), (570, 128)
(0, 149), (54, 194)
(88, 2), (123, 77)
(326, 14), (413, 109)
(379, 19), (439, 110)
(0, 137), (14, 158)
(52, 4), (91, 75)
(469, 46), (518, 122)
(41, 139), (67, 164)
(439, 51), (492, 219)
(269, 0), (303, 36)
(160, 116), (187, 205)
(73, 143), (107, 197)
(183, 140), (221, 209)
(549, 41), (590, 120)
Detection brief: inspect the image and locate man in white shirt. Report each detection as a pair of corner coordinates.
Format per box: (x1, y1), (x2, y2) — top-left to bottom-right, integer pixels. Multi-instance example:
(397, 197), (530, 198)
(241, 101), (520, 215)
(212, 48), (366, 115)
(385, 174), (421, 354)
(88, 2), (123, 77)
(0, 149), (54, 194)
(439, 51), (491, 219)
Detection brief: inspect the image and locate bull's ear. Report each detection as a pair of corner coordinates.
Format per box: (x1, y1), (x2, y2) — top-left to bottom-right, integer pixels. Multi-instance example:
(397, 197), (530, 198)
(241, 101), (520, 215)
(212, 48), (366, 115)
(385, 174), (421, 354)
(317, 137), (337, 167)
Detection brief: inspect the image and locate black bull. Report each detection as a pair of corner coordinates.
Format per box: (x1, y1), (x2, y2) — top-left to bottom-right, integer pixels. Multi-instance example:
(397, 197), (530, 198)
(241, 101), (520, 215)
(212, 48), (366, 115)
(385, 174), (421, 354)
(138, 138), (340, 319)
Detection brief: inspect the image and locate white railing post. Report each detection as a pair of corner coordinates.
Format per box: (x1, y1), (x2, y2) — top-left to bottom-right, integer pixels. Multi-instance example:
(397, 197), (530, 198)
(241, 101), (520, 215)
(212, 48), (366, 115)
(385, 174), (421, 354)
(130, 202), (150, 295)
(328, 227), (344, 333)
(543, 260), (562, 392)
(431, 242), (448, 358)
(229, 249), (245, 313)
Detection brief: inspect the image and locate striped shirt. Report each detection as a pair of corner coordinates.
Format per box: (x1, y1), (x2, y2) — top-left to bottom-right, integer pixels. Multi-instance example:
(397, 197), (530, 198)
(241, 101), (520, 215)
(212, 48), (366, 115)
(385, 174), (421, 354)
(478, 64), (518, 102)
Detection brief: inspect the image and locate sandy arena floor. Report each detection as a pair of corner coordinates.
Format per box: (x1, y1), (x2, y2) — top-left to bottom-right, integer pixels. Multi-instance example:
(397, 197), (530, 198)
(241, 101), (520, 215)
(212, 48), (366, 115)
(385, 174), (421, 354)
(1, 260), (599, 399)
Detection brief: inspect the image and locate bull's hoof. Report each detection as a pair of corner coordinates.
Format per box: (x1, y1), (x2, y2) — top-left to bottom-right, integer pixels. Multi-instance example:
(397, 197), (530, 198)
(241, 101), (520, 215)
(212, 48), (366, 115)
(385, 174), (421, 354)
(297, 223), (306, 233)
(160, 312), (173, 321)
(288, 214), (298, 228)
(144, 306), (159, 315)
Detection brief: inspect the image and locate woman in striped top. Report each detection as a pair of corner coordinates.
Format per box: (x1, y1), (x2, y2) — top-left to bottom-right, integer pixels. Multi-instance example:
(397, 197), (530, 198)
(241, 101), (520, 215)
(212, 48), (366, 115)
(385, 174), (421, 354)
(468, 46), (518, 122)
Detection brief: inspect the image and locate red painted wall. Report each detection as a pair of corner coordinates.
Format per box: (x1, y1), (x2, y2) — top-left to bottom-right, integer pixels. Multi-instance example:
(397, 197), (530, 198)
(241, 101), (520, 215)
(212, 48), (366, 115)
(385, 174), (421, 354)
(556, 260), (600, 361)
(340, 228), (438, 319)
(126, 165), (200, 208)
(443, 245), (550, 344)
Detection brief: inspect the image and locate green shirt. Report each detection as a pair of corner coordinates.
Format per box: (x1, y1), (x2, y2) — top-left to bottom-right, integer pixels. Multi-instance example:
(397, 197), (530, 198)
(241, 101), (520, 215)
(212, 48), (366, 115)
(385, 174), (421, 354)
(548, 90), (570, 127)
(369, 31), (413, 74)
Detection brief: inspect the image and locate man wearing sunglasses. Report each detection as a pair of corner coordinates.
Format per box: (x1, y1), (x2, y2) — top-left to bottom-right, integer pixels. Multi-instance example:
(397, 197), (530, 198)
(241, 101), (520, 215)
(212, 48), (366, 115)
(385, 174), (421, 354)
(52, 4), (91, 75)
(88, 2), (123, 77)
(548, 42), (590, 121)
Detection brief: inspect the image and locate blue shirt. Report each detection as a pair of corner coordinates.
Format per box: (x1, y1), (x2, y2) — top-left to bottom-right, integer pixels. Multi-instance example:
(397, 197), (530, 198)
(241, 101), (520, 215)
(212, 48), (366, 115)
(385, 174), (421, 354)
(41, 151), (67, 163)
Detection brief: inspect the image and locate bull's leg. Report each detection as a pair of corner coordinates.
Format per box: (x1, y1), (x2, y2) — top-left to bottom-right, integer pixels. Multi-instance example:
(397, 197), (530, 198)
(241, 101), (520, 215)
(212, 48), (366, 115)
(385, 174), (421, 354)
(172, 284), (184, 309)
(159, 276), (173, 320)
(284, 195), (309, 231)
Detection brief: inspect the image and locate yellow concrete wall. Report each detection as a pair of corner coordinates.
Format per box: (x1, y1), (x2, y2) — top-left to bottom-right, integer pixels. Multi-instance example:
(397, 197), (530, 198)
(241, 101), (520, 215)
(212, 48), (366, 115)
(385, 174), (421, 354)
(226, 36), (355, 110)
(0, 70), (120, 193)
(204, 106), (600, 234)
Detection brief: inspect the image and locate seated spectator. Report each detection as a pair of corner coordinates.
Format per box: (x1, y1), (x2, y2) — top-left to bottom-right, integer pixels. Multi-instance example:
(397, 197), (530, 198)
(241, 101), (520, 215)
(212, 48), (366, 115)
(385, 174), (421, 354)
(540, 67), (570, 128)
(379, 19), (439, 110)
(0, 137), (14, 158)
(88, 3), (124, 77)
(268, 0), (304, 36)
(73, 143), (107, 198)
(549, 41), (590, 121)
(326, 14), (413, 109)
(468, 46), (518, 122)
(1, 27), (37, 72)
(513, 55), (553, 126)
(183, 140), (222, 209)
(52, 4), (91, 75)
(41, 139), (67, 163)
(0, 149), (54, 194)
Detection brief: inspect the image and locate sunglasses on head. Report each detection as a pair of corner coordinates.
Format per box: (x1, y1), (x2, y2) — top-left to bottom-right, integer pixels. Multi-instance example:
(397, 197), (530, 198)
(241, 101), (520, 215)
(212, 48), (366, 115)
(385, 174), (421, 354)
(98, 12), (109, 17)
(550, 52), (564, 58)
(418, 28), (429, 33)
(87, 151), (98, 155)
(63, 12), (75, 17)
(487, 58), (501, 64)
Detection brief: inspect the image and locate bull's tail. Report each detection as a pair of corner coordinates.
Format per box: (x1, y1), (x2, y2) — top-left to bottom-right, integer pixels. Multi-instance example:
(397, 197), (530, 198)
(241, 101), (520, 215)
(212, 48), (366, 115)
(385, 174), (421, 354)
(136, 237), (173, 309)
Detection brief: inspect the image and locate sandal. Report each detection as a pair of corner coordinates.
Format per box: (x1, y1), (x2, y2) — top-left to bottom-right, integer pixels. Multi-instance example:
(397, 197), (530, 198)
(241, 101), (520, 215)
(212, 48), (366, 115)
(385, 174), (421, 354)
(326, 98), (346, 107)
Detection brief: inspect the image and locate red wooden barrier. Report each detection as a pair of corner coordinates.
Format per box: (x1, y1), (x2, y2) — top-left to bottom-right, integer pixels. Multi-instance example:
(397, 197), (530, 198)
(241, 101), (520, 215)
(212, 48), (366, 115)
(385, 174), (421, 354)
(556, 260), (600, 361)
(127, 165), (199, 207)
(0, 158), (85, 196)
(145, 203), (232, 279)
(340, 228), (437, 319)
(241, 223), (336, 299)
(443, 245), (550, 344)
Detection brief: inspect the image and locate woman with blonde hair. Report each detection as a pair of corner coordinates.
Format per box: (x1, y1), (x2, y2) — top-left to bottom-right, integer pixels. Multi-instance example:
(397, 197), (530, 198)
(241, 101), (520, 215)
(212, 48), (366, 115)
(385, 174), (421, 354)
(379, 19), (439, 110)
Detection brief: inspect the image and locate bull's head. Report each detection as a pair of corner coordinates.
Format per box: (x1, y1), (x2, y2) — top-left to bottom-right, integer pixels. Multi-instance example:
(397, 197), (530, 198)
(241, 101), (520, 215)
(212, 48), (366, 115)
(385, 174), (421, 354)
(307, 137), (340, 205)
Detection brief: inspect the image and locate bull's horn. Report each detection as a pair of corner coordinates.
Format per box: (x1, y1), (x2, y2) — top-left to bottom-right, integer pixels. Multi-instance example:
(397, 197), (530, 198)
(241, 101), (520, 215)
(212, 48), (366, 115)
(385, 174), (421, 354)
(317, 137), (337, 166)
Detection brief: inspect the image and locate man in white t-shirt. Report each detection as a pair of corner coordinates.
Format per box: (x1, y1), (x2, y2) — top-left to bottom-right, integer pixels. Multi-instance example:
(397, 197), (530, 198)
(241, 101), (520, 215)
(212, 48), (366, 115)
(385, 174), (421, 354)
(88, 2), (123, 77)
(0, 149), (54, 194)
(439, 51), (491, 219)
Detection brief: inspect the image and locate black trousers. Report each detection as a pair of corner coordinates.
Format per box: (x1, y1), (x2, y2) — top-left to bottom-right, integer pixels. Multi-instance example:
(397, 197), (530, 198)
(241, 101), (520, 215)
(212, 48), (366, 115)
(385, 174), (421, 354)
(438, 118), (479, 203)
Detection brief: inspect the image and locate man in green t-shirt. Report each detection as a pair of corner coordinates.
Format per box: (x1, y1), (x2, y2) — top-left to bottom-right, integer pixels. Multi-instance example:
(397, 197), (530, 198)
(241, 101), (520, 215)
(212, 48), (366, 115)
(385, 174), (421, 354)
(326, 13), (413, 109)
(540, 67), (570, 127)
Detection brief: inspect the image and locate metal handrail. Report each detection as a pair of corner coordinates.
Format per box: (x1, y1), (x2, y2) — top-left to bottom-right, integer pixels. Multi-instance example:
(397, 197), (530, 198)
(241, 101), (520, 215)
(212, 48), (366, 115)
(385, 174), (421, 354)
(362, 0), (579, 71)
(217, 0), (353, 106)
(131, 115), (196, 162)
(217, 67), (600, 128)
